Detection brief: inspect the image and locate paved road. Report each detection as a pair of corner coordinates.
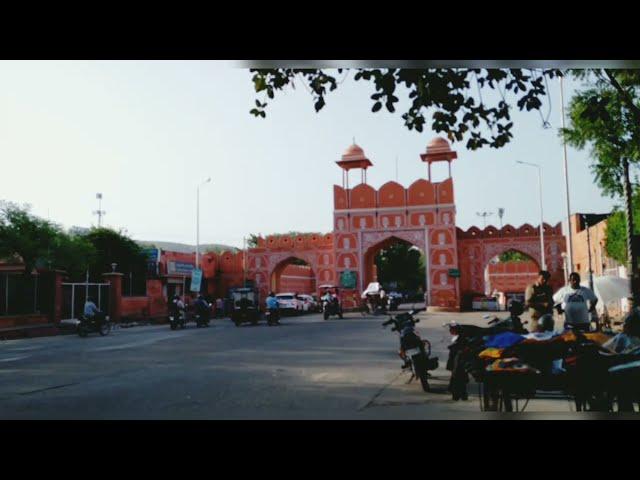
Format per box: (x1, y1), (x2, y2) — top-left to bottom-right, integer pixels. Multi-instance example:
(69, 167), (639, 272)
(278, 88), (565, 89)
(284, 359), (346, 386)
(0, 306), (579, 419)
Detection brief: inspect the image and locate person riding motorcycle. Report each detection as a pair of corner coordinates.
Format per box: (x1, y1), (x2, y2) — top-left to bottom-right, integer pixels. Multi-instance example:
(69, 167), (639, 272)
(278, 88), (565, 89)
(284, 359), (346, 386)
(194, 294), (211, 321)
(266, 291), (280, 325)
(83, 297), (105, 323)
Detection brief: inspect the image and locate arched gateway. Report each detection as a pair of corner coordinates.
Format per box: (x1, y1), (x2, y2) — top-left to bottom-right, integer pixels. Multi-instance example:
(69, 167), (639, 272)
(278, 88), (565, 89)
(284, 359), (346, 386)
(247, 138), (566, 311)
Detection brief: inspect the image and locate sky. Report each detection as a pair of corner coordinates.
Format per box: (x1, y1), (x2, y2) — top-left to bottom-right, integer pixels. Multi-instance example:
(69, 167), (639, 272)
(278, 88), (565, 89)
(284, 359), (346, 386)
(0, 61), (618, 249)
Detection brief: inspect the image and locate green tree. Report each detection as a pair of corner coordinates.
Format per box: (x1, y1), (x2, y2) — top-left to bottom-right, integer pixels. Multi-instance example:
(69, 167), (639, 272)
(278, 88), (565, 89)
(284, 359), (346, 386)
(605, 188), (640, 264)
(0, 201), (95, 277)
(375, 243), (425, 292)
(561, 69), (640, 301)
(250, 68), (561, 150)
(498, 250), (531, 263)
(81, 227), (148, 282)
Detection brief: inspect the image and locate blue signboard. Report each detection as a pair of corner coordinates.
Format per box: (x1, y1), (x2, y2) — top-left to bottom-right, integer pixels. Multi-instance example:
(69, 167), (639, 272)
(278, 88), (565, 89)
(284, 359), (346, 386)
(168, 261), (195, 275)
(144, 248), (160, 263)
(190, 268), (203, 292)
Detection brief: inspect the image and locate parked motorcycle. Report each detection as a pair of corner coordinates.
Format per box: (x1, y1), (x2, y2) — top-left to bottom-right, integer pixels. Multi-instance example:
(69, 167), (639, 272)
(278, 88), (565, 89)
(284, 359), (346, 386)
(77, 314), (112, 337)
(383, 309), (438, 392)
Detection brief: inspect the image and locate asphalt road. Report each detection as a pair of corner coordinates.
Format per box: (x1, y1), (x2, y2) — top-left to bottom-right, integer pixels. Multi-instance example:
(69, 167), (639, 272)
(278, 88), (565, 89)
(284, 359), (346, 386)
(0, 306), (580, 419)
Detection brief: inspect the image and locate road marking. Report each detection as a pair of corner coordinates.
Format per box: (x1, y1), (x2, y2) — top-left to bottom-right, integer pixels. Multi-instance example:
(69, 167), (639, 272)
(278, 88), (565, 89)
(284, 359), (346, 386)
(0, 355), (31, 363)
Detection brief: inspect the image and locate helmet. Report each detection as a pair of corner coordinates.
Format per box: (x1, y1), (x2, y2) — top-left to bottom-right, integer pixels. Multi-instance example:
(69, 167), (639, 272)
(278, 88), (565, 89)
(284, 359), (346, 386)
(537, 313), (555, 332)
(508, 300), (524, 317)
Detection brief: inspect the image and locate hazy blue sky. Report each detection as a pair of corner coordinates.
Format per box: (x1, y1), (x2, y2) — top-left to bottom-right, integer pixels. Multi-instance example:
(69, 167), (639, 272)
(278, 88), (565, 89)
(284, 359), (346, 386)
(0, 61), (617, 248)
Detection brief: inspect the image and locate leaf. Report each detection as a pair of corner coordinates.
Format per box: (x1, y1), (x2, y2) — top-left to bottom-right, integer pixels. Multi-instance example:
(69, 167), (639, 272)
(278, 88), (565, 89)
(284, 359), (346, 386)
(372, 102), (382, 112)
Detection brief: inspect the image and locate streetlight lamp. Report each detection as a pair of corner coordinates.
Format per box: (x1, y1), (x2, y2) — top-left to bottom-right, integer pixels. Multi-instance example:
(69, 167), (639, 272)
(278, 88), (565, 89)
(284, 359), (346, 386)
(476, 211), (494, 228)
(516, 161), (546, 270)
(497, 208), (505, 228)
(196, 177), (211, 270)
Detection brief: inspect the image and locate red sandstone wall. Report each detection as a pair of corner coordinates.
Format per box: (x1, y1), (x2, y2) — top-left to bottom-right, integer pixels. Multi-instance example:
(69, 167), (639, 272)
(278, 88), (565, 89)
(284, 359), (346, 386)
(279, 264), (315, 294)
(487, 261), (538, 293)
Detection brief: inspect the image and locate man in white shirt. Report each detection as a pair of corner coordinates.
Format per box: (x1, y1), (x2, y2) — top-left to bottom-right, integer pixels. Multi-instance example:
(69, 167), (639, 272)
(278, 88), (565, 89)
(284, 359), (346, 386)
(553, 272), (598, 332)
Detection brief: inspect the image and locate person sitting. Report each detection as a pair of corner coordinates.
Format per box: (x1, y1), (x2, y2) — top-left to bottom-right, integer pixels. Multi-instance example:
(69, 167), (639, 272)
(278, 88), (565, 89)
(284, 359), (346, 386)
(604, 306), (640, 354)
(83, 297), (105, 323)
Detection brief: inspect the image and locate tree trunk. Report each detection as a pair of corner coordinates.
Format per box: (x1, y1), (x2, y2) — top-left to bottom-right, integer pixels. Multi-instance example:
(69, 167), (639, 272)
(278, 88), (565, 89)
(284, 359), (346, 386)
(622, 158), (638, 304)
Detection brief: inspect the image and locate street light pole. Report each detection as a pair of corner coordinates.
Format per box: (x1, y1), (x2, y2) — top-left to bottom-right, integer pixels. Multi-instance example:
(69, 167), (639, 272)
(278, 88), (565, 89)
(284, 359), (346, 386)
(583, 214), (595, 292)
(560, 75), (575, 273)
(516, 161), (546, 270)
(196, 178), (211, 270)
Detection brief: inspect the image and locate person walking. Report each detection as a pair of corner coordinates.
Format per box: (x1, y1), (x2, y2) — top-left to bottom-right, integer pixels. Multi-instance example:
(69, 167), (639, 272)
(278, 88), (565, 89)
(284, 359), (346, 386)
(553, 272), (598, 332)
(524, 270), (554, 332)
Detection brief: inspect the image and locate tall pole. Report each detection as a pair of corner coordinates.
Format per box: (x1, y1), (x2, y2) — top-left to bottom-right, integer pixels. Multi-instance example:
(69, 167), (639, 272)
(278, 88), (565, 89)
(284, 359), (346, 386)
(196, 184), (200, 270)
(196, 177), (211, 271)
(583, 215), (594, 292)
(537, 166), (546, 270)
(516, 161), (546, 269)
(560, 76), (574, 273)
(623, 158), (638, 305)
(243, 236), (247, 288)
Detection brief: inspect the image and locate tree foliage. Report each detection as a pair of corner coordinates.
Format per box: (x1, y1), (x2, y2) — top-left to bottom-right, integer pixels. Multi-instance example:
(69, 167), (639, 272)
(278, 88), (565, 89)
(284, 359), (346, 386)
(605, 188), (640, 264)
(0, 201), (95, 277)
(561, 69), (640, 197)
(375, 243), (425, 292)
(82, 227), (148, 282)
(250, 68), (561, 150)
(497, 250), (532, 263)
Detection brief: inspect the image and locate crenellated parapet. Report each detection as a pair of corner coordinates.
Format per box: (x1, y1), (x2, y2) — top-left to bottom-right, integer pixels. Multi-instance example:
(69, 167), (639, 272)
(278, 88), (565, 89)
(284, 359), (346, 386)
(252, 233), (334, 251)
(334, 177), (454, 211)
(456, 223), (563, 240)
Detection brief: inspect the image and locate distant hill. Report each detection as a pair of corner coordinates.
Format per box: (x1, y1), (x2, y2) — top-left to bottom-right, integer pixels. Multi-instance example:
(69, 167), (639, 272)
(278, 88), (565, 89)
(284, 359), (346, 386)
(137, 240), (240, 254)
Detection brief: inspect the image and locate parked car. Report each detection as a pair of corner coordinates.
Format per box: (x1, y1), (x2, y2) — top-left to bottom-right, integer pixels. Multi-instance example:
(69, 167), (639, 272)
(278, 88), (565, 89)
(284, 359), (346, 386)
(471, 296), (500, 311)
(296, 294), (317, 313)
(276, 293), (302, 314)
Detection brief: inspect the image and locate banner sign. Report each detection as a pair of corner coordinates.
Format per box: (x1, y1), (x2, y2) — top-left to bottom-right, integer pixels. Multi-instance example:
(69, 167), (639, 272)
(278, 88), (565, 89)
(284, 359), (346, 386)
(190, 268), (203, 292)
(340, 270), (357, 289)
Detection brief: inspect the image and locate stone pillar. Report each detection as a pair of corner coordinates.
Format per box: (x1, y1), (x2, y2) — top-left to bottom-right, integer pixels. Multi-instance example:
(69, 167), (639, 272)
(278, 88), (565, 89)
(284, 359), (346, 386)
(103, 272), (124, 322)
(51, 270), (66, 323)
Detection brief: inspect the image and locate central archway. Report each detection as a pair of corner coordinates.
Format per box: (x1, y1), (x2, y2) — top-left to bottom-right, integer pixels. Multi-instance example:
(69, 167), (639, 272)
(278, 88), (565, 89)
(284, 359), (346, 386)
(363, 236), (426, 295)
(270, 256), (317, 295)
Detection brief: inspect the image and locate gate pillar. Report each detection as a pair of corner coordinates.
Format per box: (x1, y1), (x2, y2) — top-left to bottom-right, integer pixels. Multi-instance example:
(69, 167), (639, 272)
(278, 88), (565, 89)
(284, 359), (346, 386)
(103, 272), (123, 322)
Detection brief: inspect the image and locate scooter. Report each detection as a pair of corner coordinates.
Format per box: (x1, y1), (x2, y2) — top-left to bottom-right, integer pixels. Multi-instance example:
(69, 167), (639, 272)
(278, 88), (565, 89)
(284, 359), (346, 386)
(77, 314), (112, 337)
(383, 309), (438, 392)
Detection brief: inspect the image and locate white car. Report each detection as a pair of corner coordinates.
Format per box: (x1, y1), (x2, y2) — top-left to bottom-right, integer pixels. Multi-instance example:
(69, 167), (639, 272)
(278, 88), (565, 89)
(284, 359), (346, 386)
(296, 294), (318, 312)
(276, 293), (302, 313)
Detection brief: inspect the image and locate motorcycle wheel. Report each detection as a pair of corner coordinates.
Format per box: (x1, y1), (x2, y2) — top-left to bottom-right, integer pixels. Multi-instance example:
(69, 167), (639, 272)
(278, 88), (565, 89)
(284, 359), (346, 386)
(170, 322), (178, 330)
(99, 322), (112, 336)
(323, 311), (329, 320)
(413, 355), (430, 392)
(77, 325), (88, 337)
(234, 320), (241, 327)
(338, 312), (343, 319)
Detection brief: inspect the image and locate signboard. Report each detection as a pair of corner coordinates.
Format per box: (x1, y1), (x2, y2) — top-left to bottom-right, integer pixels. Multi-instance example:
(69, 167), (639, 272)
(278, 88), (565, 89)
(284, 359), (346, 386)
(448, 268), (461, 278)
(190, 268), (203, 292)
(168, 261), (195, 275)
(144, 248), (160, 263)
(340, 270), (357, 289)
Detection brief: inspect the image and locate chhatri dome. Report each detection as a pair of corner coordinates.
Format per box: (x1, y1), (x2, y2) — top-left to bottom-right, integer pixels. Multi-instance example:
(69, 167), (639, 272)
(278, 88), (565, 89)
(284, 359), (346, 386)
(421, 136), (458, 163)
(337, 142), (373, 171)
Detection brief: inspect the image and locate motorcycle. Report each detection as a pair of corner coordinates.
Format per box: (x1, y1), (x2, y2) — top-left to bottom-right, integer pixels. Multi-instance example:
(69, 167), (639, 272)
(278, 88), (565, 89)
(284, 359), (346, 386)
(265, 308), (281, 326)
(387, 294), (401, 312)
(322, 298), (343, 320)
(169, 310), (187, 330)
(383, 309), (438, 392)
(77, 314), (112, 337)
